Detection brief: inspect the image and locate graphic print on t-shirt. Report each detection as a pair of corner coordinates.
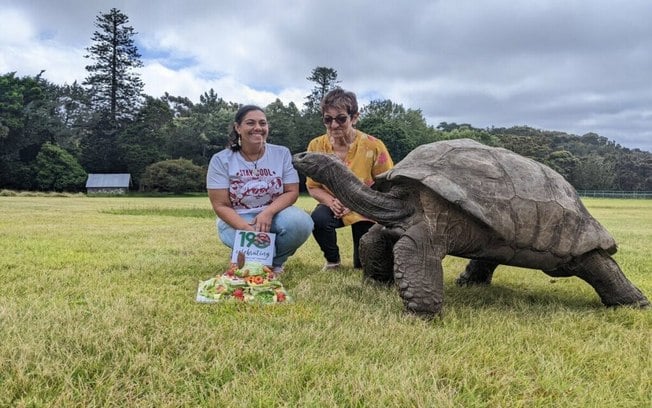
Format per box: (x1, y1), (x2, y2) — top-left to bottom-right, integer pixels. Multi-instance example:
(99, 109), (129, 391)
(229, 167), (283, 210)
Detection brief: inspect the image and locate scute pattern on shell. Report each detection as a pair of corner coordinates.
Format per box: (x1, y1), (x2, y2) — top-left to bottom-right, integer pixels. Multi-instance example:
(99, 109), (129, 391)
(375, 139), (616, 258)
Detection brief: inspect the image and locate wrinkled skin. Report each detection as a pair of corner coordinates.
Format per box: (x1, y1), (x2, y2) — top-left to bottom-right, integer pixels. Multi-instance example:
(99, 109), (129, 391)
(293, 139), (649, 318)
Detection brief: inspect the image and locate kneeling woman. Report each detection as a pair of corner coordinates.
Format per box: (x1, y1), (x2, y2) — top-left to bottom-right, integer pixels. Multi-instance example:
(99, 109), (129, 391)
(207, 105), (313, 273)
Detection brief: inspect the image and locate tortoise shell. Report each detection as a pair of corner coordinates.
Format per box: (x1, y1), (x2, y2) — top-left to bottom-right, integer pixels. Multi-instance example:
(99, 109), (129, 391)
(375, 139), (616, 258)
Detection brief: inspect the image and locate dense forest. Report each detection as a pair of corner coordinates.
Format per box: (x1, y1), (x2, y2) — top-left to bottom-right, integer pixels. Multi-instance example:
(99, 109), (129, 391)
(1, 9), (650, 193)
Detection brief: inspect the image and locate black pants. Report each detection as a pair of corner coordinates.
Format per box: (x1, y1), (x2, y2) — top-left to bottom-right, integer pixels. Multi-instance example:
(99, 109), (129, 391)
(311, 204), (373, 268)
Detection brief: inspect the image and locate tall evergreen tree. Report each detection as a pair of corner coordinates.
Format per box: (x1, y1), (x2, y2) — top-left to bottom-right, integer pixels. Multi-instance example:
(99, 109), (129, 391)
(304, 66), (340, 114)
(83, 8), (144, 123)
(79, 114), (123, 173)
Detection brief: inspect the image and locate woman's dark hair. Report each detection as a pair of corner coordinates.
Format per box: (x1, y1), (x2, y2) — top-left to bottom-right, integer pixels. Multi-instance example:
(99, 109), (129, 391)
(320, 88), (358, 116)
(228, 104), (265, 151)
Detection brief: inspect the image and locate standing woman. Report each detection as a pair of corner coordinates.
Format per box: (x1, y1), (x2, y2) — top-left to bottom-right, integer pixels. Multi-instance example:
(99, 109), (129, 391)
(306, 88), (394, 269)
(207, 105), (313, 273)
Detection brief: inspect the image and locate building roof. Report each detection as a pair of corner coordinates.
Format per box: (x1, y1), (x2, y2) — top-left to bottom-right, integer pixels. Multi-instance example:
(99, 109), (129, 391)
(86, 173), (132, 188)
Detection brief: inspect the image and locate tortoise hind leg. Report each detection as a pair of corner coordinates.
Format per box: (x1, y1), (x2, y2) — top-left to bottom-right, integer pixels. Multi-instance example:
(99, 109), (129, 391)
(552, 249), (649, 308)
(394, 222), (445, 318)
(360, 224), (398, 284)
(455, 260), (499, 286)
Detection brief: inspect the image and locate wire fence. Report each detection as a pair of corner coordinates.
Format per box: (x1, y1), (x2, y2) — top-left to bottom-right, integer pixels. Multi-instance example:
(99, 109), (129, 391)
(577, 190), (652, 199)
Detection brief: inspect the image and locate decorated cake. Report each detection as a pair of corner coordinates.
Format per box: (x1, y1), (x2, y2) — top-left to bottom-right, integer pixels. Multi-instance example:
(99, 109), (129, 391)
(196, 261), (291, 304)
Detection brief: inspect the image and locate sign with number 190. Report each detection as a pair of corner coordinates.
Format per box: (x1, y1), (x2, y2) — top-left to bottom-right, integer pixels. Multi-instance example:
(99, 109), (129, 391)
(231, 230), (276, 265)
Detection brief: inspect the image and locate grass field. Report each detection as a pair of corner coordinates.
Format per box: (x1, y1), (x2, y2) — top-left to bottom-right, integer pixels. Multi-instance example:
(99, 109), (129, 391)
(0, 195), (650, 407)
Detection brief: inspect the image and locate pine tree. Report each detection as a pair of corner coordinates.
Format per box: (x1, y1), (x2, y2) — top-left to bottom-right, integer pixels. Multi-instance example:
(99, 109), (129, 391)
(83, 8), (144, 123)
(304, 67), (340, 114)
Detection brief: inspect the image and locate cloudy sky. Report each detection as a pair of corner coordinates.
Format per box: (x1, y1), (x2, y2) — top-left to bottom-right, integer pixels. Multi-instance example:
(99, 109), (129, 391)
(2, 0), (651, 152)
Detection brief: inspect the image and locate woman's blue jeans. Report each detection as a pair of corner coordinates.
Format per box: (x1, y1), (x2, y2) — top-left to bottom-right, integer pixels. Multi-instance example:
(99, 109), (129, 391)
(217, 206), (314, 268)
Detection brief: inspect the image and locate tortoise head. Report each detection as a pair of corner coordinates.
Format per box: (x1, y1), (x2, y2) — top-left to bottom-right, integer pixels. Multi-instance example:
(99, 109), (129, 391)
(293, 151), (414, 225)
(292, 152), (347, 186)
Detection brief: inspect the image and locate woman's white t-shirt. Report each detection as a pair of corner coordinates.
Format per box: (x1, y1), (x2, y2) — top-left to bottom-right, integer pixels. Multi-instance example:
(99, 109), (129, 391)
(206, 143), (299, 214)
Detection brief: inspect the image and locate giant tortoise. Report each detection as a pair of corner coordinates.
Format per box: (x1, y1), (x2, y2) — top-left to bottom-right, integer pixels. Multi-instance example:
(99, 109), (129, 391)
(293, 138), (649, 317)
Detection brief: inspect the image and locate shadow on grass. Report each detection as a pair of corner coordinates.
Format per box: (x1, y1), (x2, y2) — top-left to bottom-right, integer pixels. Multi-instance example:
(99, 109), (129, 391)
(446, 281), (602, 311)
(335, 274), (603, 317)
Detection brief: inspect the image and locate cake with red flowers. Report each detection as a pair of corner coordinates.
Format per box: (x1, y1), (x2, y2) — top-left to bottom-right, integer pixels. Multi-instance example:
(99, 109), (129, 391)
(197, 261), (291, 304)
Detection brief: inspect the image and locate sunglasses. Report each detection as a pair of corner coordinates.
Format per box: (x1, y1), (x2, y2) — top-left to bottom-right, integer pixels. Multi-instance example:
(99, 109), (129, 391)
(323, 114), (350, 126)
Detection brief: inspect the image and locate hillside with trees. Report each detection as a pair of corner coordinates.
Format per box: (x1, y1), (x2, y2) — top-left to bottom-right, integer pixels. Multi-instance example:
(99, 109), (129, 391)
(1, 9), (649, 193)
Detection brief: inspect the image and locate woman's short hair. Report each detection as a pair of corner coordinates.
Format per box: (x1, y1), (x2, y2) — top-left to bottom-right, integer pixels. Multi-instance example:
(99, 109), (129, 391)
(320, 88), (358, 116)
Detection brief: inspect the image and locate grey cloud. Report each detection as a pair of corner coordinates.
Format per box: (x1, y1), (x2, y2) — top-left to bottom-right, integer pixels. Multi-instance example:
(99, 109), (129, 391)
(2, 0), (651, 151)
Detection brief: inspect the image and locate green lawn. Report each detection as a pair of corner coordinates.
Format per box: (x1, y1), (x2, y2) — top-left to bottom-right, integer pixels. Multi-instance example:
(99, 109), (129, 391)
(0, 195), (650, 407)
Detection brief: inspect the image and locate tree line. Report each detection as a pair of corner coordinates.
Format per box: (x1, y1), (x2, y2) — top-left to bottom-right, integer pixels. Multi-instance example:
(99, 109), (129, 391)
(1, 8), (650, 193)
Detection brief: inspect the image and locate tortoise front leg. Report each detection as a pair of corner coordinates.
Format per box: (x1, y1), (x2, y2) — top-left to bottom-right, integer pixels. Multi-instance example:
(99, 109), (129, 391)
(360, 224), (398, 284)
(394, 222), (445, 318)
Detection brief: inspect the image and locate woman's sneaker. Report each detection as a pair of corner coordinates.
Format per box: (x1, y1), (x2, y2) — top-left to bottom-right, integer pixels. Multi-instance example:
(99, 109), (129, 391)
(322, 261), (341, 271)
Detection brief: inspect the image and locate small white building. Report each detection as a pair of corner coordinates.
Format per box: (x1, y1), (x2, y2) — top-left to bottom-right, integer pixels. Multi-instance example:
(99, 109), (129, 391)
(86, 173), (132, 195)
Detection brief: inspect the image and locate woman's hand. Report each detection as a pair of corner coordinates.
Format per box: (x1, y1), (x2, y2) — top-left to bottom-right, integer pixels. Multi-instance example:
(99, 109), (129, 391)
(306, 186), (350, 219)
(251, 211), (273, 232)
(330, 197), (350, 219)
